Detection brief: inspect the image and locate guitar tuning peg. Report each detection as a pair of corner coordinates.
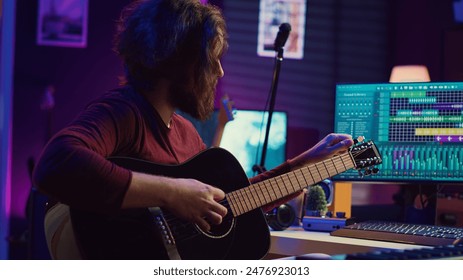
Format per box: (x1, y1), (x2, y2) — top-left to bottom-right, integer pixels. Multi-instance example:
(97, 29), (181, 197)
(358, 170), (364, 178)
(353, 136), (365, 145)
(364, 168), (372, 176)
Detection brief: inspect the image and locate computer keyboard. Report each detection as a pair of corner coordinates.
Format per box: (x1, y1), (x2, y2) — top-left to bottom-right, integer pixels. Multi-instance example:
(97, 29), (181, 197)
(330, 243), (463, 260)
(289, 243), (463, 260)
(330, 220), (463, 246)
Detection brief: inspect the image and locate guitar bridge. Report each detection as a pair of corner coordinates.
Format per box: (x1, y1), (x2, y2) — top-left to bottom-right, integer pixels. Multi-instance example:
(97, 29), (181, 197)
(149, 207), (181, 260)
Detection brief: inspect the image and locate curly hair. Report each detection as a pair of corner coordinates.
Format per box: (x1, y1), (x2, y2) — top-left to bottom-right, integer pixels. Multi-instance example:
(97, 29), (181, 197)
(113, 0), (228, 119)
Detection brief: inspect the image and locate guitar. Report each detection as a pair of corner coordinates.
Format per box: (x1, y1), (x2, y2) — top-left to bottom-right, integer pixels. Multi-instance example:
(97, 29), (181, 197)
(47, 137), (381, 260)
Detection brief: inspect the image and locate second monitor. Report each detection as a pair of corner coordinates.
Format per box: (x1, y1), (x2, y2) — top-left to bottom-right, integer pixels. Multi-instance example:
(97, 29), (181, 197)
(219, 110), (287, 178)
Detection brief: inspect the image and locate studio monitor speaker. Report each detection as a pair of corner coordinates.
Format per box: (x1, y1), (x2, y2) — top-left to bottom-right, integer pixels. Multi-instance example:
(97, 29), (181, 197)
(318, 179), (334, 206)
(327, 182), (352, 218)
(266, 203), (296, 231)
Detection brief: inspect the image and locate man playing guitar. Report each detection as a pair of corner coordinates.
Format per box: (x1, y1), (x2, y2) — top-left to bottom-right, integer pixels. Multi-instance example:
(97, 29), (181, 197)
(33, 0), (356, 259)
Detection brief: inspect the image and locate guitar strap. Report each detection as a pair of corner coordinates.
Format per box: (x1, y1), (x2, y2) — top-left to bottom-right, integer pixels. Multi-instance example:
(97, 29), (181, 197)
(149, 207), (181, 260)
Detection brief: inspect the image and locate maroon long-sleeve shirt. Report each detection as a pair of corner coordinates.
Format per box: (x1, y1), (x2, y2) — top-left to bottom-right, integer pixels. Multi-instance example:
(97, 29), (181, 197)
(33, 86), (291, 214)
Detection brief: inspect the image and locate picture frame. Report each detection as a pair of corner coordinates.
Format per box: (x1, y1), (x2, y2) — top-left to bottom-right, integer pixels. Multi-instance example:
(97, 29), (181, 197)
(37, 0), (89, 48)
(257, 0), (307, 59)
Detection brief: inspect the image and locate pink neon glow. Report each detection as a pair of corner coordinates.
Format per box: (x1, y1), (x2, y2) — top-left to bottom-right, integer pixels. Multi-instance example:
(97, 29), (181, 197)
(5, 146), (11, 218)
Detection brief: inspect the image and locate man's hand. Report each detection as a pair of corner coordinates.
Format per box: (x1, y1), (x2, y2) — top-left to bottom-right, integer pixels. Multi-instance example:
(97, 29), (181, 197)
(123, 172), (228, 233)
(163, 178), (228, 232)
(288, 133), (354, 170)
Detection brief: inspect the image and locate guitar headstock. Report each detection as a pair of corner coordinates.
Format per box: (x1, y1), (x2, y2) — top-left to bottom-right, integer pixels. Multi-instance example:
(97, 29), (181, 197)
(349, 136), (382, 177)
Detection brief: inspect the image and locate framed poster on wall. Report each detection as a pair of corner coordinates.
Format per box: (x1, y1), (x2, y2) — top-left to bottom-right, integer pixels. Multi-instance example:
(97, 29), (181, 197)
(257, 0), (307, 59)
(37, 0), (88, 48)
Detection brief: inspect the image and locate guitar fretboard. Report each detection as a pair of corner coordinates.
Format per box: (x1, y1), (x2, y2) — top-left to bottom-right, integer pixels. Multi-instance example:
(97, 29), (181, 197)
(226, 153), (355, 217)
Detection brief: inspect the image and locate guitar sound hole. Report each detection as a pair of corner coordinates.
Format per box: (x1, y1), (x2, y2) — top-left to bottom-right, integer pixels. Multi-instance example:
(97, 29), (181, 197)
(196, 212), (235, 239)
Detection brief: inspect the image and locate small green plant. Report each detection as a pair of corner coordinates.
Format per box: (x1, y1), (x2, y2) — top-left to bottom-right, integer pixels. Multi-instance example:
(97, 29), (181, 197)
(305, 184), (327, 215)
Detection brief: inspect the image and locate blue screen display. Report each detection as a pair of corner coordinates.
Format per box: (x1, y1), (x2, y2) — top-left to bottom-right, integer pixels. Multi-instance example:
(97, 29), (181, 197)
(219, 110), (287, 178)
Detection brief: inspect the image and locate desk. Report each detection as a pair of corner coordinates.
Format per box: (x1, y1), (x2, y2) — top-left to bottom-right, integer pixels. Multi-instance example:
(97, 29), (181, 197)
(268, 227), (428, 258)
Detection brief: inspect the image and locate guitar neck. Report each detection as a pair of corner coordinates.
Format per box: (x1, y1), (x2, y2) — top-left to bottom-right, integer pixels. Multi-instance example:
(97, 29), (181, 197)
(226, 153), (355, 217)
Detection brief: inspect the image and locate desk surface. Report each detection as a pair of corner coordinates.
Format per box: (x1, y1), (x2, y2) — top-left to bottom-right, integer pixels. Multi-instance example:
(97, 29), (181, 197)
(268, 226), (428, 258)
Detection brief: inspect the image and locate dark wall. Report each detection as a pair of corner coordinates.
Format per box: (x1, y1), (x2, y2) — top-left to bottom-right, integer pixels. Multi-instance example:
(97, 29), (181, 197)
(391, 0), (457, 80)
(221, 0), (393, 158)
(11, 0), (129, 254)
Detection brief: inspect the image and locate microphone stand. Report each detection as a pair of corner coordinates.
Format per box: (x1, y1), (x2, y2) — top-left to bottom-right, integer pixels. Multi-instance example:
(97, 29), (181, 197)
(252, 47), (285, 174)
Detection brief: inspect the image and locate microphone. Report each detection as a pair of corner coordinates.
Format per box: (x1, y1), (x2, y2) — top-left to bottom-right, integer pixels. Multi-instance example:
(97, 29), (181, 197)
(273, 23), (291, 51)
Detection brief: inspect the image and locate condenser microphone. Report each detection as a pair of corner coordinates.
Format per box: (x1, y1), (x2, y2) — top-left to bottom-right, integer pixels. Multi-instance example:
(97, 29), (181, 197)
(273, 23), (291, 51)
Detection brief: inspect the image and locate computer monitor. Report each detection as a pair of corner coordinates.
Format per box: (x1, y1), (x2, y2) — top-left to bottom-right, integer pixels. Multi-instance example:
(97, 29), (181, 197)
(219, 110), (287, 178)
(454, 0), (463, 23)
(333, 81), (463, 183)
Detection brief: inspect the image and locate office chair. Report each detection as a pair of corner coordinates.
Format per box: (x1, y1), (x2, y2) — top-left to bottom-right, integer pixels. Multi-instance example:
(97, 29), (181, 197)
(44, 203), (83, 259)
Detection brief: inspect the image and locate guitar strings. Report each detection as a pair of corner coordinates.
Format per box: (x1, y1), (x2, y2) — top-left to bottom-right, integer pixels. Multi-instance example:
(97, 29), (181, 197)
(228, 153), (354, 216)
(159, 144), (378, 243)
(229, 161), (336, 215)
(159, 199), (235, 243)
(227, 145), (379, 216)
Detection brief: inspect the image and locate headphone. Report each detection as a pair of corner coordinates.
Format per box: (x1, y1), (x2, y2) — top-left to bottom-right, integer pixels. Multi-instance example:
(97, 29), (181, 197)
(318, 179), (334, 206)
(265, 203), (296, 231)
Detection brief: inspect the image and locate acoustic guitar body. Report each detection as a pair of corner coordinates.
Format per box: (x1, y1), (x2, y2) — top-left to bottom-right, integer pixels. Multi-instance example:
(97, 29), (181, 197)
(70, 148), (270, 260)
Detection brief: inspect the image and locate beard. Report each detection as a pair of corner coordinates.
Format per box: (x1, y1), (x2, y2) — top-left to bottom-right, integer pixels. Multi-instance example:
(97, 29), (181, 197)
(170, 76), (217, 121)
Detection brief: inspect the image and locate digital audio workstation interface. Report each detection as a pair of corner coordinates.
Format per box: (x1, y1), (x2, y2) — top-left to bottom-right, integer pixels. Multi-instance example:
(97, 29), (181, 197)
(333, 81), (463, 182)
